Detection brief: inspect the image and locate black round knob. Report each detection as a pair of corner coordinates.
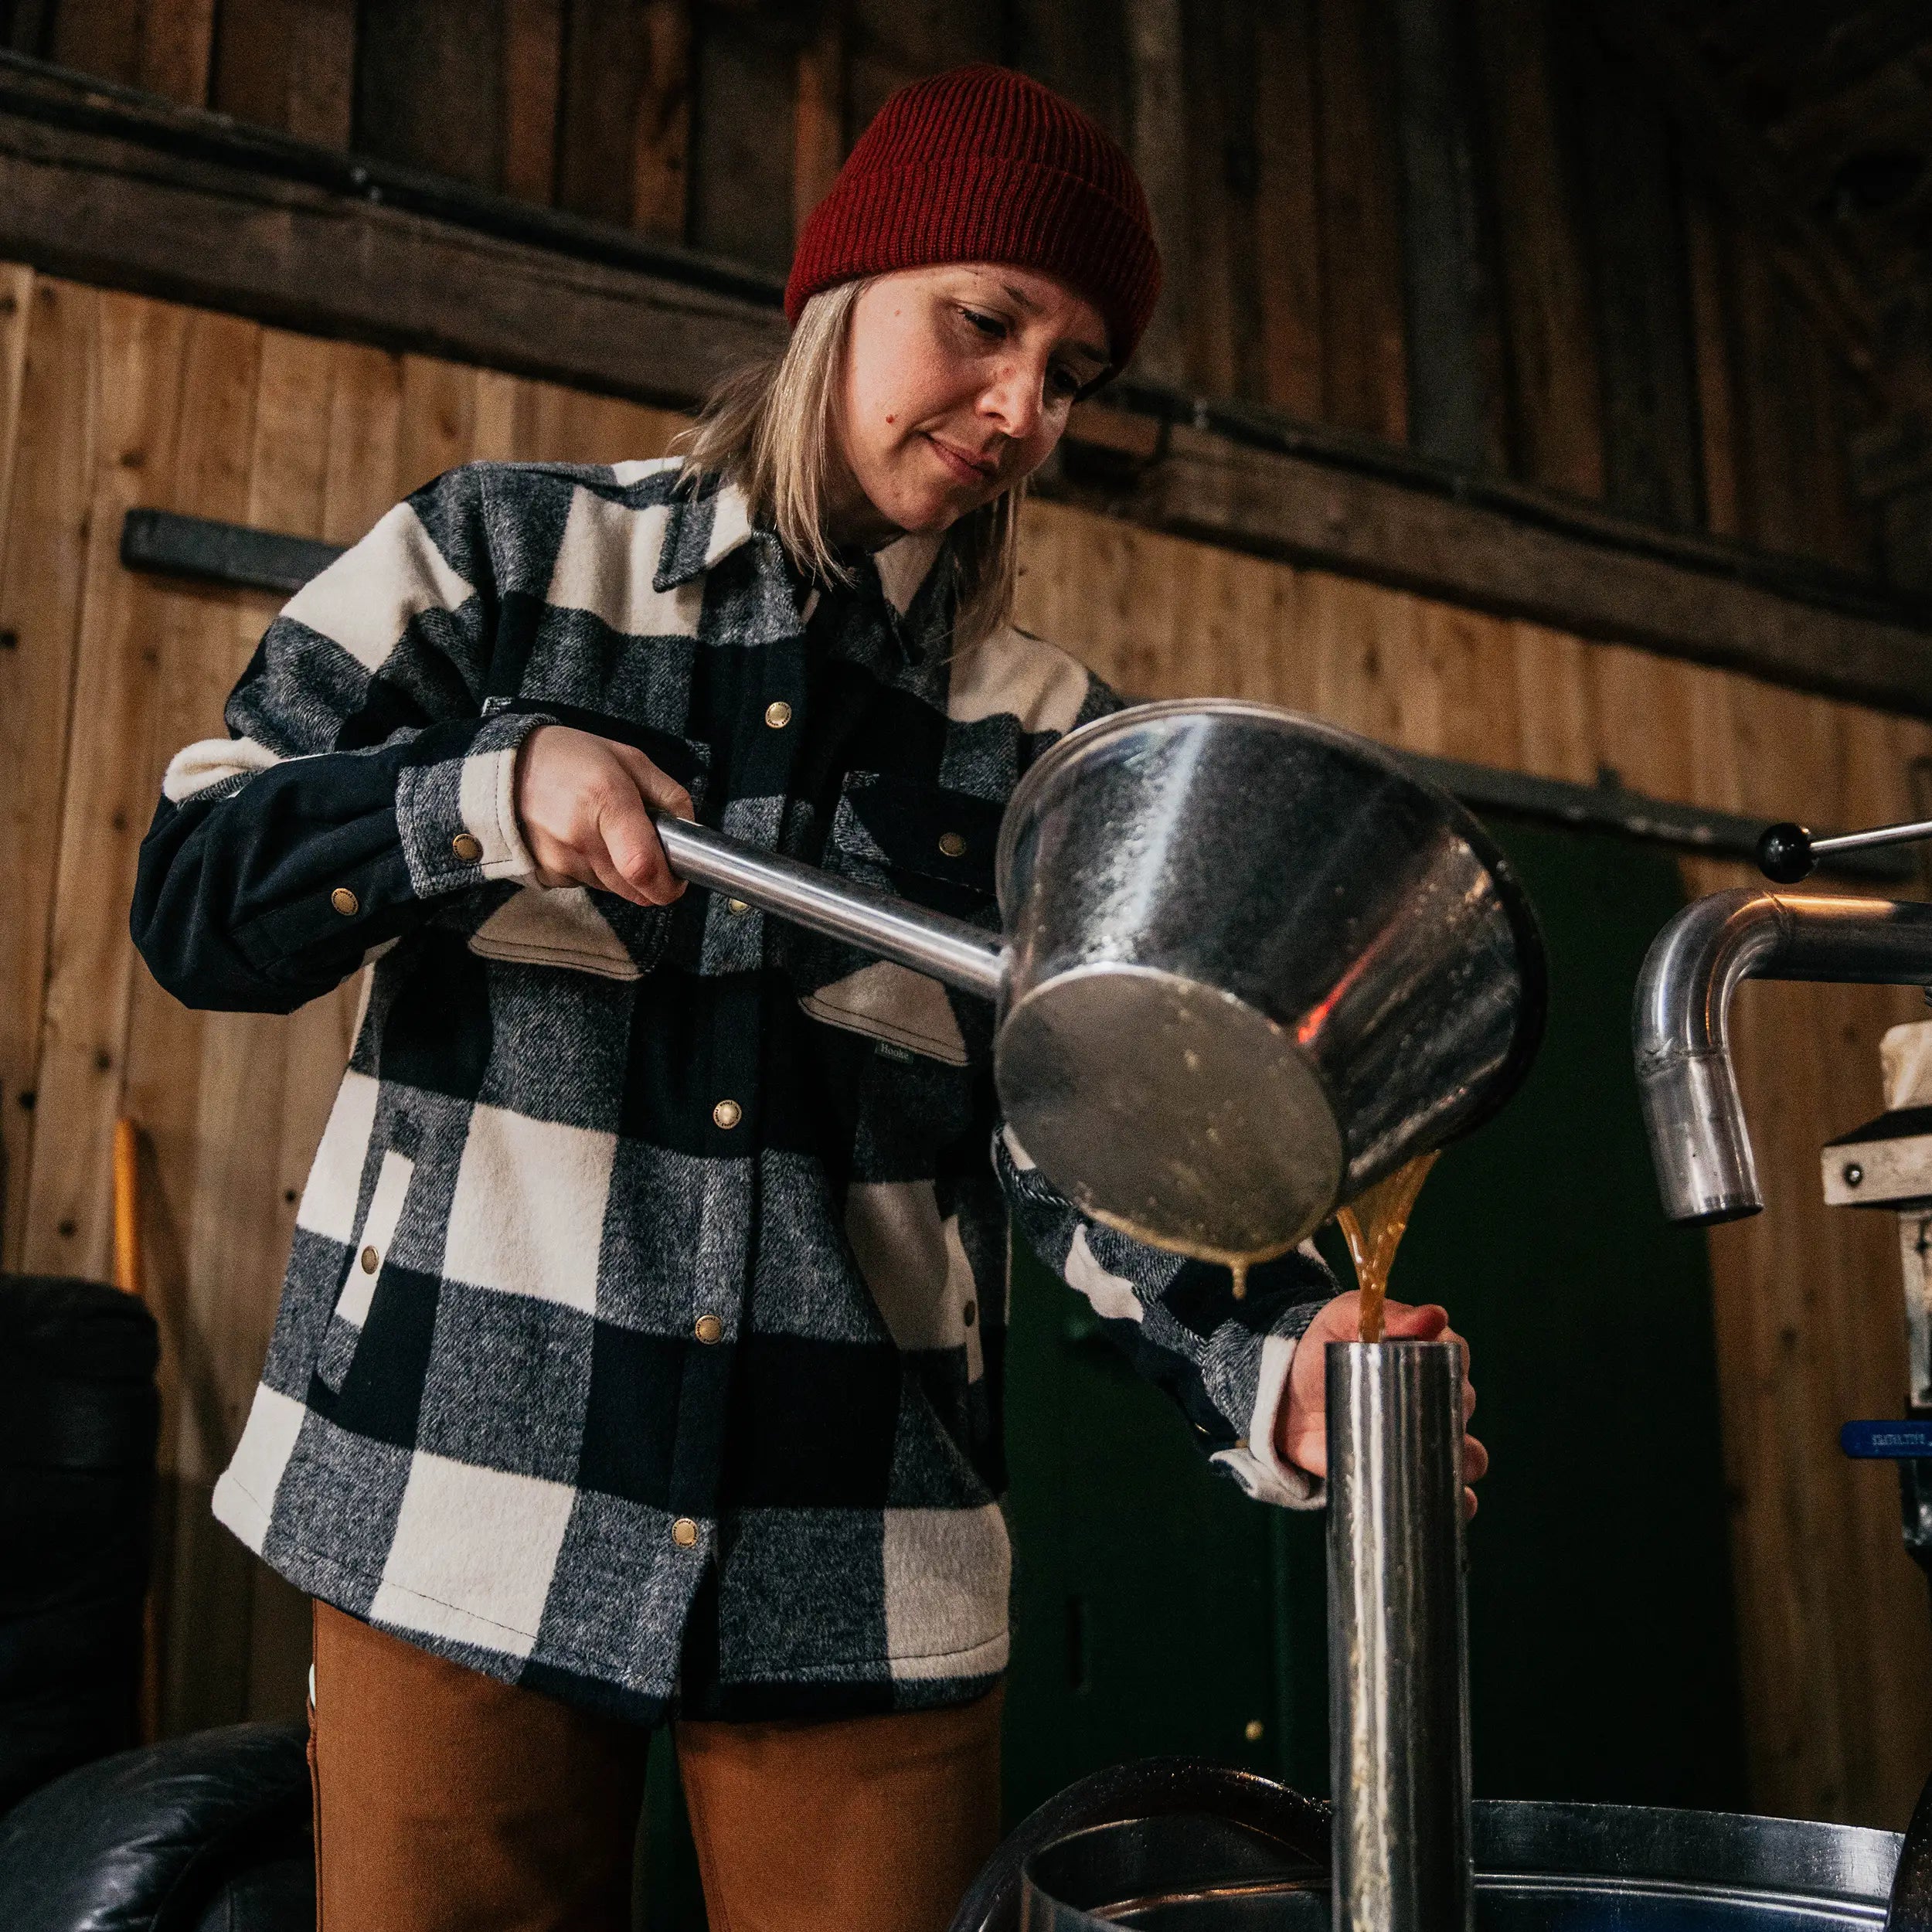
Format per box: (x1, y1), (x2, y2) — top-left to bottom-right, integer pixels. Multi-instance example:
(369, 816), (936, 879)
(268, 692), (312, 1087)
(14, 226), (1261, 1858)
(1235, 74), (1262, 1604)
(1757, 821), (1815, 883)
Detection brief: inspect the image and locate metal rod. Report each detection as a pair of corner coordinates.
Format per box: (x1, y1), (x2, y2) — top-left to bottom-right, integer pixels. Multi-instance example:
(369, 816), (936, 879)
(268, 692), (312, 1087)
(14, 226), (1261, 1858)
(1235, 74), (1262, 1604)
(1328, 1338), (1473, 1932)
(653, 816), (1010, 1002)
(1811, 816), (1932, 857)
(1633, 889), (1932, 1224)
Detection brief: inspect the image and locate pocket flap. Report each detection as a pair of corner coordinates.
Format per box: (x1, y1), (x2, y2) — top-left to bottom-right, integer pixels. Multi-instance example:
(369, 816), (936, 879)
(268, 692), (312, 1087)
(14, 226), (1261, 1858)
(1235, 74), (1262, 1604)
(466, 709), (707, 979)
(468, 885), (645, 981)
(800, 961), (971, 1066)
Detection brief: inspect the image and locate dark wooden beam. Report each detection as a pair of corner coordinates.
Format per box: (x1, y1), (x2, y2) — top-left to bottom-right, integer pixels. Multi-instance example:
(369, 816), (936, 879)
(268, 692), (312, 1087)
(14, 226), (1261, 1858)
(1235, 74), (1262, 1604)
(2, 51), (1931, 715)
(0, 50), (784, 408)
(1051, 393), (1932, 716)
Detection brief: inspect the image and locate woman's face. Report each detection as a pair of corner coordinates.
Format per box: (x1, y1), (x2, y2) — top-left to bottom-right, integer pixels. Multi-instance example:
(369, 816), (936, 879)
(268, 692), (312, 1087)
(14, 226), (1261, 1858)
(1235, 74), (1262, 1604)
(834, 264), (1111, 545)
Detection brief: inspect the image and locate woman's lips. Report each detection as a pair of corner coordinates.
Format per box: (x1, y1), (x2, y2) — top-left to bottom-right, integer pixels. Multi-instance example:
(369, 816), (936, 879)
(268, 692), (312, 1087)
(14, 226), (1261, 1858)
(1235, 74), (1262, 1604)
(925, 434), (996, 485)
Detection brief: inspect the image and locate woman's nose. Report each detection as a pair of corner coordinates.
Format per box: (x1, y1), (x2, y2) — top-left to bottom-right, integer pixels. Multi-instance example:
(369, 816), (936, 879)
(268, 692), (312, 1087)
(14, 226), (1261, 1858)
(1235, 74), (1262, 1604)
(980, 358), (1045, 440)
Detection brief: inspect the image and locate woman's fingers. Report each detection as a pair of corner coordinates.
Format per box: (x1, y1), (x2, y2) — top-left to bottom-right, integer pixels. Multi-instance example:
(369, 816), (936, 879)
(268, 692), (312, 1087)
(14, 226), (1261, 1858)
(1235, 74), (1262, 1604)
(1282, 1425), (1326, 1481)
(585, 845), (655, 909)
(610, 740), (696, 822)
(600, 744), (689, 903)
(1464, 1431), (1488, 1484)
(1380, 1301), (1448, 1341)
(1381, 1301), (1477, 1419)
(513, 725), (692, 903)
(598, 785), (682, 905)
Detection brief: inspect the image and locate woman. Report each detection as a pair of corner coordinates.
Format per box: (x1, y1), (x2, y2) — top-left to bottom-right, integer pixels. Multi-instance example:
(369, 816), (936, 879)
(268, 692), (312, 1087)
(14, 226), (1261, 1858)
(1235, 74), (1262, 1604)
(132, 63), (1481, 1932)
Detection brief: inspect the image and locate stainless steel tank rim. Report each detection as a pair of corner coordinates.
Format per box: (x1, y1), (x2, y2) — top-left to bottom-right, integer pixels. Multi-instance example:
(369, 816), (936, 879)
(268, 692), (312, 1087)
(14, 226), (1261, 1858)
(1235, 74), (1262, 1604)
(1471, 1801), (1899, 1906)
(994, 698), (1443, 914)
(1059, 1870), (1886, 1932)
(1017, 1800), (1902, 1930)
(1051, 1876), (1883, 1927)
(1485, 1876), (1882, 1923)
(997, 697), (1552, 1146)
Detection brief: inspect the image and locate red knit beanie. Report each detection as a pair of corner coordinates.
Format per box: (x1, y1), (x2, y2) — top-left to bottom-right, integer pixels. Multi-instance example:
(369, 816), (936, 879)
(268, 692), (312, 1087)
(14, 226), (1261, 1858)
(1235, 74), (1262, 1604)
(784, 65), (1162, 370)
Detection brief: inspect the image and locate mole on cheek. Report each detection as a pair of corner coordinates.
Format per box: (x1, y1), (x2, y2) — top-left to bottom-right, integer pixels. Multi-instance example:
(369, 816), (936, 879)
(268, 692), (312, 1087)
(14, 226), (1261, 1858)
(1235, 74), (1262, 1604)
(886, 413), (896, 423)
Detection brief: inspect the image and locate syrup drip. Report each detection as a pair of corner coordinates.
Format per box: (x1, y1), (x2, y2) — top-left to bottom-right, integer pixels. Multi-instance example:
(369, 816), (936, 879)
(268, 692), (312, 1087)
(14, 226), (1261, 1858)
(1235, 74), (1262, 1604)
(1335, 1151), (1440, 1342)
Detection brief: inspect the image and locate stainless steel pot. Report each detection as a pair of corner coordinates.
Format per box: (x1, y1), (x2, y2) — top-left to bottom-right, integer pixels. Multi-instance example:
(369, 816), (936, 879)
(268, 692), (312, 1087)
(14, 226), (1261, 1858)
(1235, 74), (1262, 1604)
(657, 700), (1546, 1258)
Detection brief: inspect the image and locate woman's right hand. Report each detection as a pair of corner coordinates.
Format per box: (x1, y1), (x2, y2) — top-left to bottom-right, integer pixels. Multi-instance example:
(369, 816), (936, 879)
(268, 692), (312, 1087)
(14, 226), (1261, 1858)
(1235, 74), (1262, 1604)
(512, 724), (694, 906)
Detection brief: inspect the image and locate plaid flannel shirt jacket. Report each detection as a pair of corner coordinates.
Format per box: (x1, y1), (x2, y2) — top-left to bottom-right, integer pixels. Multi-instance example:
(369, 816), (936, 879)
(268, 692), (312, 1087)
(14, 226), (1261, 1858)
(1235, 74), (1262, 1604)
(131, 457), (1335, 1724)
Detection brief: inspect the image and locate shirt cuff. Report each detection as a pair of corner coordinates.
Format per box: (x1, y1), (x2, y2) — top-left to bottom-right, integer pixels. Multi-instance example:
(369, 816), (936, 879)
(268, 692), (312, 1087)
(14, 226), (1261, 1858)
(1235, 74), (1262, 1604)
(395, 710), (547, 897)
(1209, 1303), (1327, 1510)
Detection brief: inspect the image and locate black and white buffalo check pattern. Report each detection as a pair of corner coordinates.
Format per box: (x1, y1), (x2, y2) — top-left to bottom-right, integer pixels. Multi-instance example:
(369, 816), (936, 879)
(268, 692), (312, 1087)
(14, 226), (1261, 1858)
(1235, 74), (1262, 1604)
(132, 459), (1335, 1724)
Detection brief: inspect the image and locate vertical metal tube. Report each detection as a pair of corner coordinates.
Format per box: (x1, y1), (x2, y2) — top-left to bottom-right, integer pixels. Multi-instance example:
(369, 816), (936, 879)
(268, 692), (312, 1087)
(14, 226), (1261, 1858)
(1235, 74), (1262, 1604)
(1328, 1338), (1473, 1932)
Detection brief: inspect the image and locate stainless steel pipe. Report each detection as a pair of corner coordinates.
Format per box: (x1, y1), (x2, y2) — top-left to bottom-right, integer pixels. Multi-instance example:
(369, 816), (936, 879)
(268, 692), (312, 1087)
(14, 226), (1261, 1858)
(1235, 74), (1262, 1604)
(1328, 1339), (1473, 1932)
(1632, 889), (1932, 1225)
(655, 816), (1008, 1000)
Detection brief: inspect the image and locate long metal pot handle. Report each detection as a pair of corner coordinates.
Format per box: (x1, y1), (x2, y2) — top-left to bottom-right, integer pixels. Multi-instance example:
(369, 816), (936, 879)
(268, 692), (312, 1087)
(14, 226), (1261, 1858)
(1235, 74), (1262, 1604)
(654, 815), (1010, 1003)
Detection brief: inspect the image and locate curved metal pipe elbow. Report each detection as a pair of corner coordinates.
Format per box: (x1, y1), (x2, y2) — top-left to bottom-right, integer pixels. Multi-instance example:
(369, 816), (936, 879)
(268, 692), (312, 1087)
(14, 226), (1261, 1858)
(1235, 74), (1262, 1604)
(1634, 889), (1932, 1226)
(1634, 891), (1783, 1225)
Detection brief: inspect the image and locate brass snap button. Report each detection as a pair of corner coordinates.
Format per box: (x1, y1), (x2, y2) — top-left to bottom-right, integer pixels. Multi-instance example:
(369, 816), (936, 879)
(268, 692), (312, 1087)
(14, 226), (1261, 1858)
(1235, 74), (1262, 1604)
(671, 1517), (699, 1548)
(938, 831), (967, 859)
(764, 700), (793, 730)
(360, 1245), (379, 1274)
(694, 1313), (723, 1345)
(726, 898), (752, 916)
(712, 1098), (743, 1130)
(330, 887), (360, 917)
(451, 832), (483, 863)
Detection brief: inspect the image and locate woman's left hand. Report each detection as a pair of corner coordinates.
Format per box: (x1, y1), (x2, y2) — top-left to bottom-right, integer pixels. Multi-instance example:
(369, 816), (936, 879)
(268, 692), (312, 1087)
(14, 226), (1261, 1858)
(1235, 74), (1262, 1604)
(1273, 1293), (1488, 1517)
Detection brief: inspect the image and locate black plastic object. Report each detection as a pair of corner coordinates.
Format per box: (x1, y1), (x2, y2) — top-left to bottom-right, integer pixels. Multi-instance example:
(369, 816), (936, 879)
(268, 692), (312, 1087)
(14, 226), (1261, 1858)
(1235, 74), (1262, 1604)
(0, 1275), (160, 1816)
(1757, 822), (1817, 883)
(0, 1723), (313, 1932)
(947, 1757), (1330, 1932)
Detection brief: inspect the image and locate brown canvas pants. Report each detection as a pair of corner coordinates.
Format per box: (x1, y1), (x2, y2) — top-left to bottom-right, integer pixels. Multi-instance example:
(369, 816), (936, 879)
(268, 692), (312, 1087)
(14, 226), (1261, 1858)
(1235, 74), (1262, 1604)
(308, 1601), (1003, 1932)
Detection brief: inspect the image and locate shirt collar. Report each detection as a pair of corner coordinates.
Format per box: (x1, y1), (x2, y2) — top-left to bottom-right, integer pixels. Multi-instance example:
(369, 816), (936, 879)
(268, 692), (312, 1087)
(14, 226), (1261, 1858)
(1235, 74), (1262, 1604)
(654, 472), (757, 590)
(653, 468), (954, 657)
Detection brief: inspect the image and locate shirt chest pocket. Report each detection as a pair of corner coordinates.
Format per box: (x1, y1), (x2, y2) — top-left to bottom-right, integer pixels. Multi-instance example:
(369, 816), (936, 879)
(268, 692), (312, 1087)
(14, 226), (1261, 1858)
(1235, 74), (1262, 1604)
(797, 772), (1004, 1068)
(464, 706), (709, 982)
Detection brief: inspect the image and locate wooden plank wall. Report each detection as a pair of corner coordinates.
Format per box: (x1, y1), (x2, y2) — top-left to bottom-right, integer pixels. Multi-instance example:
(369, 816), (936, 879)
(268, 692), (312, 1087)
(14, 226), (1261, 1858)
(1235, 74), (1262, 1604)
(0, 0), (1886, 580)
(2, 260), (1929, 1825)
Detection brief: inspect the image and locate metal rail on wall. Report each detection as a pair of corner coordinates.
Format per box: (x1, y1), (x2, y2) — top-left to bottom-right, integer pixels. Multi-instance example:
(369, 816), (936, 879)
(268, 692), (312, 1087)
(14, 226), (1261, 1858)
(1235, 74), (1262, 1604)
(118, 505), (1917, 885)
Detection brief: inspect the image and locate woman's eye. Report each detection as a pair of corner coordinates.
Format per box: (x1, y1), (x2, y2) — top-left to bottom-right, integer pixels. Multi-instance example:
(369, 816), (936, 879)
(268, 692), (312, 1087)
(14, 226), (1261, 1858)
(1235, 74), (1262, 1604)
(961, 308), (1006, 340)
(1048, 366), (1083, 400)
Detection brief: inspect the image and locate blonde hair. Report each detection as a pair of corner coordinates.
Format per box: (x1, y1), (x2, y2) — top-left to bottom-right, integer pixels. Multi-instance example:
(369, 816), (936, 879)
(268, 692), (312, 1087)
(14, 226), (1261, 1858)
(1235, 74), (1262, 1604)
(675, 281), (1022, 650)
